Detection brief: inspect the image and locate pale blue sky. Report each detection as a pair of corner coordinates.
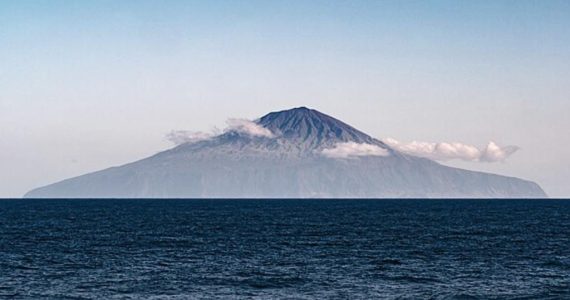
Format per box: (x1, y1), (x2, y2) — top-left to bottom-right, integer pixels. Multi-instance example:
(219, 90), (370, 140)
(1, 0), (569, 197)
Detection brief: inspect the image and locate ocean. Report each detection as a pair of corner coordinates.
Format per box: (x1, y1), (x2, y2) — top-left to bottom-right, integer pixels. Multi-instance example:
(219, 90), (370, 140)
(1, 199), (569, 299)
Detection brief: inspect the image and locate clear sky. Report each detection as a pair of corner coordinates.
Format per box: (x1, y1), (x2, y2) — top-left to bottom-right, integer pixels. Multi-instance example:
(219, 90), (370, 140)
(1, 0), (569, 197)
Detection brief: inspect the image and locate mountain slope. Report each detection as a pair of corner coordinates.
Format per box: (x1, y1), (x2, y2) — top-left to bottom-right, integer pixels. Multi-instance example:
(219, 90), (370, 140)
(24, 107), (547, 198)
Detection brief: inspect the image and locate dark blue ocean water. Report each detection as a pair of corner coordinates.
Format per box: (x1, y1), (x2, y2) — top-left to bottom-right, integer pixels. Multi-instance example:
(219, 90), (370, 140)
(0, 199), (569, 299)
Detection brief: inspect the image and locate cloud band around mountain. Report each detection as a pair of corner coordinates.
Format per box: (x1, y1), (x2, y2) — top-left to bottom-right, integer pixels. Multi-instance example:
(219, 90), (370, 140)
(321, 142), (390, 159)
(224, 118), (275, 138)
(166, 130), (215, 145)
(167, 118), (275, 145)
(383, 138), (519, 162)
(167, 121), (519, 164)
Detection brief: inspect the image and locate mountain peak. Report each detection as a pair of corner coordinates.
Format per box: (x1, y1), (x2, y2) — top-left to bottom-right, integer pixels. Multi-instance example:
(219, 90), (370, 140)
(257, 107), (379, 148)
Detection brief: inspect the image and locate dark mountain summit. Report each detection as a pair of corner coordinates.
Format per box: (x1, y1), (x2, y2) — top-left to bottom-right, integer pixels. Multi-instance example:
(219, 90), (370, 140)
(257, 107), (382, 149)
(25, 107), (546, 198)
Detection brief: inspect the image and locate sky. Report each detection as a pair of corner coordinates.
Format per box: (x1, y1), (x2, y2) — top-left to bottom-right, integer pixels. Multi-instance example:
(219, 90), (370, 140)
(1, 0), (569, 197)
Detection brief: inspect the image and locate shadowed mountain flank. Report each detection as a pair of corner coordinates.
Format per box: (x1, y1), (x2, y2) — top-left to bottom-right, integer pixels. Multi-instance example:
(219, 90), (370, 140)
(257, 107), (383, 149)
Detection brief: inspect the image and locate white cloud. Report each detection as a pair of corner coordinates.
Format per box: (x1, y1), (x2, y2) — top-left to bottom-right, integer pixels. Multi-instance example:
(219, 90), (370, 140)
(225, 118), (274, 138)
(322, 142), (390, 159)
(480, 141), (520, 162)
(167, 118), (274, 145)
(166, 130), (214, 145)
(384, 138), (519, 162)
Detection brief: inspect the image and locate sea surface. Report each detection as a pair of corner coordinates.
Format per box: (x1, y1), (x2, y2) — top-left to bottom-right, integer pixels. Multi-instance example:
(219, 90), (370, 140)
(0, 199), (569, 299)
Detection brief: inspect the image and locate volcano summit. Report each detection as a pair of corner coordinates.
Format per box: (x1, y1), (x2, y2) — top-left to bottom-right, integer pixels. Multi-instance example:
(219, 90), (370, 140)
(25, 107), (546, 198)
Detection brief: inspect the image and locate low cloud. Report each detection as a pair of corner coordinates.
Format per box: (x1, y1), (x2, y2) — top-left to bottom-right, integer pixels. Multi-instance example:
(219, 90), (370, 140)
(225, 118), (275, 138)
(480, 142), (520, 162)
(166, 130), (214, 145)
(384, 138), (519, 162)
(167, 118), (274, 145)
(322, 142), (390, 159)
